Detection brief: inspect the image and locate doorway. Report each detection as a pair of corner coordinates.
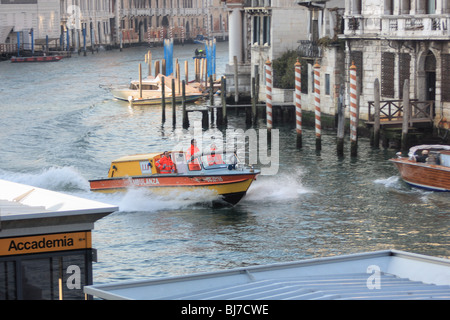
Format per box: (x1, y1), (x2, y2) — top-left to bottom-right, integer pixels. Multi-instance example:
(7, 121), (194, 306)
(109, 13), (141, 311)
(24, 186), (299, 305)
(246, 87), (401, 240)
(424, 50), (436, 101)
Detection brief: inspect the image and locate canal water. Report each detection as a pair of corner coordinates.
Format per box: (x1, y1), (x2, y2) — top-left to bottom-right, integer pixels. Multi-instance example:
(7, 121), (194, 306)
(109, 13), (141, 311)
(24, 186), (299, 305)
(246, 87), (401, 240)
(0, 42), (448, 285)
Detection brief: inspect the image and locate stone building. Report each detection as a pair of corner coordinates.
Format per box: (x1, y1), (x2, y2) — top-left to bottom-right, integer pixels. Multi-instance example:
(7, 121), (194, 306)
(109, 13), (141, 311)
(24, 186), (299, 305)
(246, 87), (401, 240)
(225, 0), (307, 100)
(296, 0), (345, 118)
(0, 0), (228, 54)
(118, 0), (227, 45)
(340, 0), (450, 131)
(0, 0), (61, 52)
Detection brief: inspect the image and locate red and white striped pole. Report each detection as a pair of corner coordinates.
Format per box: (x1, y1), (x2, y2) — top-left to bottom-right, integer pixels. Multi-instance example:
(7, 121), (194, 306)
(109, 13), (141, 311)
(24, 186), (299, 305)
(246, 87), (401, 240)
(350, 61), (358, 156)
(295, 58), (302, 148)
(314, 61), (321, 150)
(265, 60), (273, 131)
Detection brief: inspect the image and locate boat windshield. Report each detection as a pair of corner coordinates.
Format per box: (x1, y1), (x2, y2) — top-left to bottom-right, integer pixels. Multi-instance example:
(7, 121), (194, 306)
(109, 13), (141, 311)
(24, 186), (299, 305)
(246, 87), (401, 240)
(201, 153), (238, 170)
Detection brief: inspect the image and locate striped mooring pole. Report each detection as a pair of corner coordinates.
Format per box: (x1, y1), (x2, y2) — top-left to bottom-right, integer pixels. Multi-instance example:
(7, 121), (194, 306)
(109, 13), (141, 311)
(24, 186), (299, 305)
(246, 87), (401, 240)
(265, 60), (273, 131)
(314, 61), (321, 150)
(350, 61), (358, 157)
(295, 59), (302, 148)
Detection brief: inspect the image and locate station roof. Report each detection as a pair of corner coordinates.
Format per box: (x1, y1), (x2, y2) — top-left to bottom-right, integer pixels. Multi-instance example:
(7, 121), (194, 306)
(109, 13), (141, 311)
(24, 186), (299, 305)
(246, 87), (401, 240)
(85, 250), (450, 300)
(0, 179), (118, 237)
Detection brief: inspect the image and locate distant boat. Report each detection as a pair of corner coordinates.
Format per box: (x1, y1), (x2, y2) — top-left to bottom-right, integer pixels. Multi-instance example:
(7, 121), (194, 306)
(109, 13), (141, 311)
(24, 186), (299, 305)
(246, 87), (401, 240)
(389, 144), (450, 191)
(10, 55), (63, 63)
(111, 74), (204, 105)
(193, 34), (207, 44)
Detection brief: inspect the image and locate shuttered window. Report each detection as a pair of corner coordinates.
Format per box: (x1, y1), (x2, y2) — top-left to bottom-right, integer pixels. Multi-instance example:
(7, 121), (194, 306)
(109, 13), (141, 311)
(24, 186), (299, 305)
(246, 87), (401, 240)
(382, 52), (395, 98)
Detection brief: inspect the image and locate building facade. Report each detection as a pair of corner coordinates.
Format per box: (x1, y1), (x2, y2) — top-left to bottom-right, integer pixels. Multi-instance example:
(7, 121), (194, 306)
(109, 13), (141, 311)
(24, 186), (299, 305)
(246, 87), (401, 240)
(225, 0), (307, 100)
(296, 0), (345, 117)
(0, 0), (228, 54)
(0, 0), (61, 52)
(341, 0), (450, 129)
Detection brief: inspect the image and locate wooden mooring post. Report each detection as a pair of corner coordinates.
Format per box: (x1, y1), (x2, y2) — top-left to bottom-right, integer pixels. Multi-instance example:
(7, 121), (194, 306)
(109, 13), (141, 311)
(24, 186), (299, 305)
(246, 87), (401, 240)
(146, 50), (152, 77)
(154, 60), (160, 77)
(337, 85), (345, 156)
(138, 63), (143, 99)
(217, 76), (227, 126)
(161, 76), (166, 123)
(314, 61), (321, 150)
(209, 76), (214, 106)
(265, 60), (273, 131)
(401, 79), (411, 152)
(182, 80), (189, 129)
(372, 78), (381, 149)
(251, 78), (257, 125)
(172, 78), (176, 125)
(234, 56), (239, 103)
(294, 59), (302, 148)
(349, 61), (358, 157)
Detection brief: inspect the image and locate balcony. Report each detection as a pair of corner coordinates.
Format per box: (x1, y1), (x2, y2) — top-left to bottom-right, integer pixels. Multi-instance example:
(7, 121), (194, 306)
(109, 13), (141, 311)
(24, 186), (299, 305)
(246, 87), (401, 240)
(343, 14), (450, 39)
(382, 15), (449, 38)
(297, 40), (322, 59)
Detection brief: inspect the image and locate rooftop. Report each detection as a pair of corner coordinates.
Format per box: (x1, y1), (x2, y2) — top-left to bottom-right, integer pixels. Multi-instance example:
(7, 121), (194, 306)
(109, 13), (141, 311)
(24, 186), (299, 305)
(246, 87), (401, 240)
(85, 250), (450, 300)
(0, 179), (118, 237)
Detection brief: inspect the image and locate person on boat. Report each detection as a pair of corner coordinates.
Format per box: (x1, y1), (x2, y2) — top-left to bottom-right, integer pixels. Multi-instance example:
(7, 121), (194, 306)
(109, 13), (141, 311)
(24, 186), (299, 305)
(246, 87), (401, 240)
(156, 151), (175, 174)
(415, 150), (429, 163)
(186, 139), (201, 170)
(207, 142), (224, 166)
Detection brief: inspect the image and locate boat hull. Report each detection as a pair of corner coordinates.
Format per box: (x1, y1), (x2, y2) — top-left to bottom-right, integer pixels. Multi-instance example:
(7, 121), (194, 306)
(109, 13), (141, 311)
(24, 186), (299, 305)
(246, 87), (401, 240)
(112, 89), (203, 105)
(89, 173), (258, 205)
(11, 56), (62, 63)
(390, 158), (450, 191)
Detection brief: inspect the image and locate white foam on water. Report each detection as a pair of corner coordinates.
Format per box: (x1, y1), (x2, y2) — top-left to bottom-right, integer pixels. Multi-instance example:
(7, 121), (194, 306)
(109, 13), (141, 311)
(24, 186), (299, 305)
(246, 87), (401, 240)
(116, 187), (221, 212)
(0, 167), (222, 213)
(244, 168), (312, 202)
(374, 176), (403, 189)
(0, 166), (90, 192)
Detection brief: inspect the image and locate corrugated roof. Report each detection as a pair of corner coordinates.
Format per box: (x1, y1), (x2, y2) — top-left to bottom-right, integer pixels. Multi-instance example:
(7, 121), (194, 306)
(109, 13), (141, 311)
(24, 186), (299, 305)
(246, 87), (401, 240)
(163, 273), (450, 300)
(85, 250), (450, 300)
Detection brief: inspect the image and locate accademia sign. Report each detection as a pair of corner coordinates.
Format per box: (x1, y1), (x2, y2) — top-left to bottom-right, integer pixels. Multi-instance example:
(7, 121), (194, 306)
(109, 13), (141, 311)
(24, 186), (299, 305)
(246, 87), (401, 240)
(0, 231), (91, 256)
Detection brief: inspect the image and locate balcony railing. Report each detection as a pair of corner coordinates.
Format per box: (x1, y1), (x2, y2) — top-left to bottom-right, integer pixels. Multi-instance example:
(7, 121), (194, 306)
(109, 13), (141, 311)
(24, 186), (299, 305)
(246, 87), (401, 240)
(297, 40), (322, 59)
(344, 15), (450, 38)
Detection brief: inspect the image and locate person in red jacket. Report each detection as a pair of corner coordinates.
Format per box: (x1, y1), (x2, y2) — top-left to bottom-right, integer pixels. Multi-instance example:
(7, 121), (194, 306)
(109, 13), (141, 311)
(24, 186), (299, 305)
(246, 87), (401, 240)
(207, 142), (224, 166)
(186, 139), (201, 171)
(156, 151), (175, 174)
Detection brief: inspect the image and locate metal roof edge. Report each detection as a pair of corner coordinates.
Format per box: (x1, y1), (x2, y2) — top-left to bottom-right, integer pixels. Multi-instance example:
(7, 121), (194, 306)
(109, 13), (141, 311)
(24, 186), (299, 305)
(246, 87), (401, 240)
(87, 249), (450, 299)
(88, 249), (395, 288)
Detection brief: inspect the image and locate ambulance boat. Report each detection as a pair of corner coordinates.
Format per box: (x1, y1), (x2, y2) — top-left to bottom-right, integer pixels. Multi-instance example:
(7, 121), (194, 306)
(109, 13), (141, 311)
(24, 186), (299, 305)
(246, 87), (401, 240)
(89, 151), (259, 205)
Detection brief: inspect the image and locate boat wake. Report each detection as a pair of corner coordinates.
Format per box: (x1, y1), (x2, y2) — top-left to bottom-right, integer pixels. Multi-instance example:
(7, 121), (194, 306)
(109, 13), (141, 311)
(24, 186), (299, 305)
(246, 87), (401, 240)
(373, 176), (403, 189)
(0, 167), (222, 213)
(115, 188), (222, 212)
(243, 169), (312, 203)
(0, 166), (90, 192)
(0, 166), (311, 211)
(374, 175), (436, 200)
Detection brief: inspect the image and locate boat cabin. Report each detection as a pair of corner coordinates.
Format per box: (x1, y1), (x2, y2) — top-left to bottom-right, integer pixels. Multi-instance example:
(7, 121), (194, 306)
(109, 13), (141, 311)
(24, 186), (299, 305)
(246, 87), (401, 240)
(129, 82), (159, 91)
(408, 145), (450, 166)
(107, 151), (233, 178)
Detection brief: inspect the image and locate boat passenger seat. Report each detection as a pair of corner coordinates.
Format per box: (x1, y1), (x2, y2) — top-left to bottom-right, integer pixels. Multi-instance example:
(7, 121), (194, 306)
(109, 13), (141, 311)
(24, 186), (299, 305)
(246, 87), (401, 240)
(169, 154), (177, 173)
